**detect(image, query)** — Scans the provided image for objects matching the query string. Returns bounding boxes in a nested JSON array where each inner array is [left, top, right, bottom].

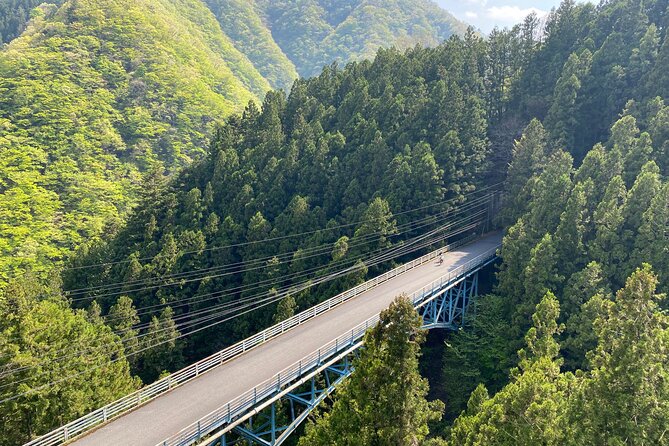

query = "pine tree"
[[517, 234, 563, 329], [139, 307, 183, 383], [590, 176, 627, 283], [272, 295, 297, 324], [560, 262, 609, 370], [633, 182, 669, 291], [527, 150, 574, 236], [554, 181, 591, 278], [500, 119, 548, 225], [352, 197, 397, 257], [619, 161, 661, 281], [108, 296, 141, 369]]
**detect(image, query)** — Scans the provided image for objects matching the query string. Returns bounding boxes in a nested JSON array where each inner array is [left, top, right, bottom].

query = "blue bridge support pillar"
[[419, 272, 479, 330], [226, 355, 355, 446]]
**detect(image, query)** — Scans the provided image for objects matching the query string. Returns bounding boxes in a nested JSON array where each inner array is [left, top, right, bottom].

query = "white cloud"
[[465, 11, 479, 19], [465, 0, 488, 5], [486, 5, 548, 23]]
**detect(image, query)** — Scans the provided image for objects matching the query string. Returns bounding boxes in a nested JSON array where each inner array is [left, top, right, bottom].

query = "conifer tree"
[[448, 292, 568, 446], [569, 265, 669, 445], [299, 296, 443, 446], [500, 119, 548, 225]]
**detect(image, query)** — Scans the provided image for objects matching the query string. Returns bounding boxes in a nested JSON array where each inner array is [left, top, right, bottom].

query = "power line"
[[0, 212, 484, 374], [60, 183, 502, 273], [0, 201, 489, 352], [0, 219, 481, 397], [64, 194, 493, 301]]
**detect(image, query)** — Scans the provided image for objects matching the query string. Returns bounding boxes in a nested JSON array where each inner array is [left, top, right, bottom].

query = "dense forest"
[[0, 0, 468, 290], [2, 0, 669, 444], [0, 0, 270, 285]]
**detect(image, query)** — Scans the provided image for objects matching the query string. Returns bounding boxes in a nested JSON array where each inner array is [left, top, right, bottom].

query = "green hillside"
[[203, 0, 299, 90], [254, 0, 470, 77], [0, 0, 269, 283], [0, 0, 470, 286]]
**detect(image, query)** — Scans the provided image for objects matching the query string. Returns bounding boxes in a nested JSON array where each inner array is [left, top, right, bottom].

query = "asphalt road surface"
[[71, 232, 502, 446]]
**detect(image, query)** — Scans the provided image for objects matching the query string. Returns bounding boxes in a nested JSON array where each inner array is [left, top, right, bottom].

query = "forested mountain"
[[0, 0, 469, 289], [3, 0, 469, 87], [64, 36, 491, 371], [0, 0, 271, 285], [3, 0, 669, 444], [3, 30, 492, 442], [243, 0, 469, 78]]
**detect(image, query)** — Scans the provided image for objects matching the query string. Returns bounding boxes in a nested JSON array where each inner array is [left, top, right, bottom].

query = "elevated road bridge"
[[28, 232, 502, 446]]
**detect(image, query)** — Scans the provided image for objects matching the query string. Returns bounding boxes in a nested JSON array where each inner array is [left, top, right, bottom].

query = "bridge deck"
[[71, 233, 502, 446]]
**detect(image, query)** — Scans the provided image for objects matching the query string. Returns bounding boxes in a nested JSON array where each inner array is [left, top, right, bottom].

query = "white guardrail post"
[[157, 244, 500, 446], [25, 230, 499, 446]]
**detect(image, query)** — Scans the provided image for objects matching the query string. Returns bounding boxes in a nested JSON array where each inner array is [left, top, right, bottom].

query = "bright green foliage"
[[352, 197, 398, 257], [299, 296, 443, 446], [253, 0, 469, 78], [544, 50, 592, 150], [204, 0, 299, 90], [107, 296, 141, 368], [495, 218, 533, 307], [0, 0, 270, 286], [0, 275, 140, 444], [272, 295, 297, 324]]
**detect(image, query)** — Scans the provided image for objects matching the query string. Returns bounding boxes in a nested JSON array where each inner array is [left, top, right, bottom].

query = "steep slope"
[[0, 0, 269, 284], [204, 0, 299, 90], [65, 40, 490, 371], [238, 0, 469, 78]]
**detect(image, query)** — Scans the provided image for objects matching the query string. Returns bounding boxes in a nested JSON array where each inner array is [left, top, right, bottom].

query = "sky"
[[436, 0, 564, 33]]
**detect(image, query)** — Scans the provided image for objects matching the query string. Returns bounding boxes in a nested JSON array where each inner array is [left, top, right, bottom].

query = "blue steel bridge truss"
[[203, 260, 494, 446]]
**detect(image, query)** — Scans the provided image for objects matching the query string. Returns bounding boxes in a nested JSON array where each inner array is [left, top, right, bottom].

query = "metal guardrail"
[[158, 243, 500, 446], [25, 233, 483, 446]]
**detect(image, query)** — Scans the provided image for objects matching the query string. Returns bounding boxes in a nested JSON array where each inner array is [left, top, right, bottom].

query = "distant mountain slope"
[[204, 0, 299, 90], [254, 0, 469, 77], [3, 0, 469, 86], [0, 0, 269, 282]]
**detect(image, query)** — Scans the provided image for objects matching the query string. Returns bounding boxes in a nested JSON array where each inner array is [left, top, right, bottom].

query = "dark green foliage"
[[449, 292, 568, 445], [443, 86, 669, 428], [65, 40, 491, 370], [0, 275, 140, 445], [447, 267, 669, 445], [298, 296, 443, 445], [0, 0, 65, 44]]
